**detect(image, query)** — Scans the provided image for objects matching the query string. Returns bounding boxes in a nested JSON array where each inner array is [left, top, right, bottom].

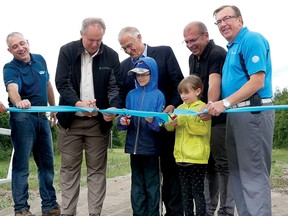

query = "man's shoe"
[[60, 215, 73, 216], [89, 214, 100, 216], [42, 206, 61, 216], [15, 210, 35, 216]]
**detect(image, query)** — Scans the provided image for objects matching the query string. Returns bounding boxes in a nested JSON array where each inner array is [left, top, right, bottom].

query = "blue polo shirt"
[[4, 53, 50, 107], [222, 27, 273, 99]]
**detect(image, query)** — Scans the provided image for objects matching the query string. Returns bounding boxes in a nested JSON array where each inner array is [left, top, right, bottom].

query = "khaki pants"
[[58, 117, 109, 215]]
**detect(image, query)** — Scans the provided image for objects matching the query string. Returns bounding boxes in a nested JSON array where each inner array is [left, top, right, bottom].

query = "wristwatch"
[[222, 99, 231, 109]]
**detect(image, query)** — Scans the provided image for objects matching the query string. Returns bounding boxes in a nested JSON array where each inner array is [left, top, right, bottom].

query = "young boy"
[[118, 56, 165, 216], [165, 74, 211, 216]]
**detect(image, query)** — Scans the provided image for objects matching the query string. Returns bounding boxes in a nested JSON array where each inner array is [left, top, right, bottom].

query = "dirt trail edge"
[[1, 174, 288, 216]]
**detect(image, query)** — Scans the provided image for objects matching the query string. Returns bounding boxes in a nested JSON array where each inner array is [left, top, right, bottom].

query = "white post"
[[110, 130, 113, 149], [0, 128, 13, 184]]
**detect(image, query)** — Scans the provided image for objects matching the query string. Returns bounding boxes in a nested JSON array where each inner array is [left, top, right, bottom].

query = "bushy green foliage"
[[110, 119, 126, 149], [273, 88, 288, 148], [0, 113, 12, 160]]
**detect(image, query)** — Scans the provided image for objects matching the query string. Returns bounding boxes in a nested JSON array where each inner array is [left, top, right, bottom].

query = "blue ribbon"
[[173, 105, 288, 116], [6, 106, 169, 122], [7, 105, 288, 122], [7, 106, 95, 113], [98, 108, 169, 122]]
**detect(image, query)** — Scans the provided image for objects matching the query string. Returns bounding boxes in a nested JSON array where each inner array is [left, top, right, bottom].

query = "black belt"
[[30, 112, 46, 117]]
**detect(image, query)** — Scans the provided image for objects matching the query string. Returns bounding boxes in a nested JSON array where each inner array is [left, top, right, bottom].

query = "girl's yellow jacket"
[[165, 100, 211, 164]]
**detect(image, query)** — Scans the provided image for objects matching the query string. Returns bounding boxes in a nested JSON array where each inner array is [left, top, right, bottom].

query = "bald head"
[[183, 21, 207, 35]]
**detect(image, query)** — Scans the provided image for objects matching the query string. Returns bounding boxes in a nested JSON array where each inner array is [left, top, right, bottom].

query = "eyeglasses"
[[183, 33, 204, 46], [214, 15, 238, 26], [136, 73, 150, 78], [121, 39, 135, 51]]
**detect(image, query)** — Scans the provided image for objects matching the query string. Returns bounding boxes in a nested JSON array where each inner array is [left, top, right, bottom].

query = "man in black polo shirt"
[[183, 21, 235, 215]]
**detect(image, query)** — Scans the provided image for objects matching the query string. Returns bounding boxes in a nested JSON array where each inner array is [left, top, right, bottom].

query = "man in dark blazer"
[[118, 26, 184, 216], [55, 18, 122, 216]]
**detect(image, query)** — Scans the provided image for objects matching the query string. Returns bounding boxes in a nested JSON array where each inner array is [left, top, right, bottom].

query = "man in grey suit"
[[118, 26, 184, 216]]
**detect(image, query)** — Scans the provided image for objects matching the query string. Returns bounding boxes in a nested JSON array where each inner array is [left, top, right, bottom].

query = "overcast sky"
[[1, 0, 287, 106]]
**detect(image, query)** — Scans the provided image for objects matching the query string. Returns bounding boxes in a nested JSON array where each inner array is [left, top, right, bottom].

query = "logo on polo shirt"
[[39, 70, 45, 75], [252, 56, 260, 63]]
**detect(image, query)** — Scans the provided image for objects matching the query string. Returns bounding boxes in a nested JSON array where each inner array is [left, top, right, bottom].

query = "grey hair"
[[80, 17, 106, 35], [6, 32, 24, 46], [118, 27, 140, 42], [213, 5, 243, 23]]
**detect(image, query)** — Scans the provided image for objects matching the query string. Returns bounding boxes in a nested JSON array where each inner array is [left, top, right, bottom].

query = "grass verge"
[[0, 148, 287, 210], [271, 148, 288, 191], [0, 148, 130, 210]]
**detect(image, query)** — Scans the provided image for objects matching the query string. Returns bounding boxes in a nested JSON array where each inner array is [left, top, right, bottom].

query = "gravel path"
[[1, 174, 288, 215]]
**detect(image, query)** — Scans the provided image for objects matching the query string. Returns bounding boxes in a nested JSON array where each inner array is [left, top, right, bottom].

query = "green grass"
[[271, 148, 288, 189], [0, 148, 130, 210]]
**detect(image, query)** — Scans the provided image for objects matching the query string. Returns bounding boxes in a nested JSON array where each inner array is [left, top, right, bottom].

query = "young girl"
[[118, 56, 165, 216], [165, 74, 211, 216]]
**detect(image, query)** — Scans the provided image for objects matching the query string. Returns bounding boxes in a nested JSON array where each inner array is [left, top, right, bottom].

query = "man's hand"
[[16, 99, 31, 109], [50, 112, 57, 127], [75, 99, 98, 117], [103, 107, 117, 122], [199, 103, 212, 121], [207, 100, 226, 116], [0, 102, 7, 113]]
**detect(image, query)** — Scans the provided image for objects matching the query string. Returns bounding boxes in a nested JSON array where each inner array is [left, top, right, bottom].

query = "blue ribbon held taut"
[[6, 105, 288, 122]]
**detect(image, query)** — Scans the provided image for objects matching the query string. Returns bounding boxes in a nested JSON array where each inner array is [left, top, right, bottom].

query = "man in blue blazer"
[[118, 27, 184, 216]]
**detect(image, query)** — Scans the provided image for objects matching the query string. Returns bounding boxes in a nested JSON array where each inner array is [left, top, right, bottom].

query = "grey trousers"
[[58, 117, 109, 215], [226, 110, 275, 216]]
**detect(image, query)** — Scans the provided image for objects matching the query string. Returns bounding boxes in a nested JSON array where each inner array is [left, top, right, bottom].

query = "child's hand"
[[120, 115, 131, 126], [169, 114, 178, 126], [145, 117, 153, 123]]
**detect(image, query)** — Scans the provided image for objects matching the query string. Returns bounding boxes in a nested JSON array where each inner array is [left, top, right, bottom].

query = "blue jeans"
[[10, 112, 58, 213]]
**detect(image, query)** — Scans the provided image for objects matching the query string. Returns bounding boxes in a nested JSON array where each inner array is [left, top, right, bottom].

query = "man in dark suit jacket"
[[118, 26, 184, 216]]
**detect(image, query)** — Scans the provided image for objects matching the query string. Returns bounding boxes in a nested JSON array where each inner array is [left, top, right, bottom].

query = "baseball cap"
[[127, 61, 150, 76]]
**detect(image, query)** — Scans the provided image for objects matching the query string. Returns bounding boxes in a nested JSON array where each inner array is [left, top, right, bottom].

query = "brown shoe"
[[15, 210, 35, 216], [42, 206, 61, 216]]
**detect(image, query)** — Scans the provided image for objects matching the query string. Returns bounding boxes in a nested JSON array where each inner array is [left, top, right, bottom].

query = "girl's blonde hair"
[[178, 74, 203, 99]]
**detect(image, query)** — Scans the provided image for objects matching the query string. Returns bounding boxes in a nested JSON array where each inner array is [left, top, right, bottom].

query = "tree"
[[273, 88, 288, 148]]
